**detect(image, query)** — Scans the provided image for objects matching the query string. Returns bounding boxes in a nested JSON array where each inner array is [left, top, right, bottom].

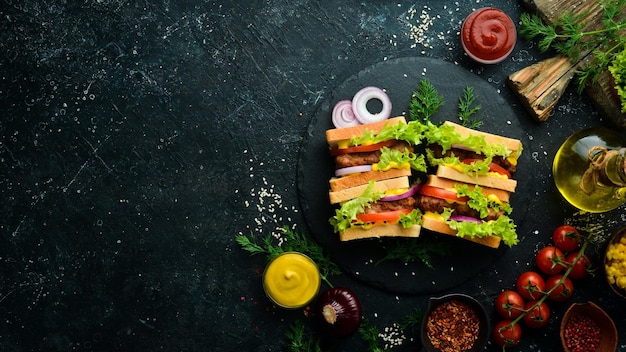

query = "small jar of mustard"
[[263, 252, 321, 308]]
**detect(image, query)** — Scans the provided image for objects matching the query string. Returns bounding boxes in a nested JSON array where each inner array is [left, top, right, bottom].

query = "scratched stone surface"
[[1, 1, 625, 351]]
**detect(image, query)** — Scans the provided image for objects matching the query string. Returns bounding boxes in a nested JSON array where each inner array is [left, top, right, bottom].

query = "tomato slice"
[[461, 158, 511, 178], [329, 140, 394, 156], [355, 209, 412, 223], [419, 184, 469, 203]]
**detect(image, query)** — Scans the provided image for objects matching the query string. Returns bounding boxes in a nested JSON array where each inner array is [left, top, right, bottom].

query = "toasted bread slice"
[[436, 165, 517, 193], [329, 168, 412, 192], [425, 174, 510, 203], [326, 116, 407, 148], [329, 176, 410, 204], [339, 224, 421, 241], [421, 213, 501, 248]]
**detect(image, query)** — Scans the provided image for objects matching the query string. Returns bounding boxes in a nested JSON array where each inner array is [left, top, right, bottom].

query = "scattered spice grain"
[[564, 315, 601, 352], [426, 299, 480, 352]]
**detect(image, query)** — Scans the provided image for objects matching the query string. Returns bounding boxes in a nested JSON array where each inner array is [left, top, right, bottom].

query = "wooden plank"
[[508, 56, 578, 121], [513, 0, 626, 127]]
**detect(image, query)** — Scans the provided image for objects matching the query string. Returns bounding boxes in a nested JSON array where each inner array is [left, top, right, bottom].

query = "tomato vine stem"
[[496, 231, 593, 351]]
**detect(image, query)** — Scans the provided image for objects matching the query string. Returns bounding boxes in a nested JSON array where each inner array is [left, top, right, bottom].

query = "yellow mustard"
[[263, 252, 321, 308]]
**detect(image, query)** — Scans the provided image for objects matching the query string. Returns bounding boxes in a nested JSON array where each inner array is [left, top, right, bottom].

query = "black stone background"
[[1, 1, 624, 351]]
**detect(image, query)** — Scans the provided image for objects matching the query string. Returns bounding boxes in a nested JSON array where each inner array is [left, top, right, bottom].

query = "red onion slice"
[[449, 215, 483, 223], [335, 164, 373, 176], [351, 86, 392, 124], [332, 100, 361, 128], [380, 184, 422, 201]]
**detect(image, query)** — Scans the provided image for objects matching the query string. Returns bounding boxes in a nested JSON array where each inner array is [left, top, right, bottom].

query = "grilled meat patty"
[[364, 197, 416, 214], [416, 194, 503, 221], [428, 144, 516, 175], [335, 140, 413, 169]]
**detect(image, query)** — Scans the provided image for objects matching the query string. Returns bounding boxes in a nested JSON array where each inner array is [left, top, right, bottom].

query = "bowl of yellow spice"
[[604, 227, 626, 299]]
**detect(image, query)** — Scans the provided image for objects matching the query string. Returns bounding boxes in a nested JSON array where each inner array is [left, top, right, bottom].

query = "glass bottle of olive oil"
[[553, 127, 626, 213]]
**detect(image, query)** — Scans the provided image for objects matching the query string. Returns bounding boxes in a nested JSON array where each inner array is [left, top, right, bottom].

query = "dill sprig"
[[376, 239, 450, 269], [457, 86, 482, 128], [358, 319, 385, 352], [235, 226, 341, 287], [285, 320, 322, 352], [409, 79, 444, 121], [519, 0, 626, 92], [398, 309, 423, 333]]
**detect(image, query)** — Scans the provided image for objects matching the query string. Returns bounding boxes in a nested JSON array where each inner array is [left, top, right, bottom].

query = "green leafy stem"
[[235, 226, 341, 288], [519, 0, 626, 92]]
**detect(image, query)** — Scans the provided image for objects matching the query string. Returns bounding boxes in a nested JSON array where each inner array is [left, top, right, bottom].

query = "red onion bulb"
[[316, 287, 363, 338]]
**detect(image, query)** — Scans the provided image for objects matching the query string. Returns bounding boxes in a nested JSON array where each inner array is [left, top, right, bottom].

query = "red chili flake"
[[239, 296, 246, 302], [426, 300, 480, 352], [564, 315, 601, 352]]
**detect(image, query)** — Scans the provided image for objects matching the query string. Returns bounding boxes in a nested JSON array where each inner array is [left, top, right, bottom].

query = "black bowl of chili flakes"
[[421, 293, 490, 352]]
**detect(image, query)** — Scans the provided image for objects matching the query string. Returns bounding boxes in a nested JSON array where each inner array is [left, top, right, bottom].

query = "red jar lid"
[[461, 7, 517, 64]]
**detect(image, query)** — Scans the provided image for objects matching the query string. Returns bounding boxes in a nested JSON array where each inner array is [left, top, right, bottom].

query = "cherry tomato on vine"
[[545, 274, 574, 303], [495, 290, 525, 319], [552, 225, 581, 252], [516, 271, 546, 301], [565, 251, 591, 280], [536, 246, 566, 275], [522, 301, 550, 328], [493, 320, 522, 348]]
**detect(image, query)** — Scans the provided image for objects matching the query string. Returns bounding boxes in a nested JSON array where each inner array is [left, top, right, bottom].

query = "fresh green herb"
[[457, 86, 482, 128], [358, 319, 385, 352], [519, 2, 626, 92], [398, 309, 423, 333], [358, 312, 423, 351], [285, 320, 322, 352], [235, 226, 341, 287], [409, 79, 444, 121], [376, 239, 450, 269], [235, 232, 284, 259]]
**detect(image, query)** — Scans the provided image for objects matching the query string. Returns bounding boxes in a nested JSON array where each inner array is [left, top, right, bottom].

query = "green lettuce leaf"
[[399, 209, 423, 228], [455, 184, 512, 218], [442, 210, 519, 247], [329, 181, 383, 233], [376, 147, 428, 172]]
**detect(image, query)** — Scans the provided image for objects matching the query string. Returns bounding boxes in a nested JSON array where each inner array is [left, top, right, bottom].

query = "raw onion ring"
[[380, 184, 421, 201], [351, 87, 392, 124], [449, 215, 483, 224], [332, 100, 361, 128], [335, 165, 373, 176]]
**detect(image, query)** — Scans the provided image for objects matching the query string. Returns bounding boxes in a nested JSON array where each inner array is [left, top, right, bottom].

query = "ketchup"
[[461, 8, 516, 64]]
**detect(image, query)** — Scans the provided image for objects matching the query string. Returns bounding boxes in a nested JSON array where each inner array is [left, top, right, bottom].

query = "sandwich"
[[425, 121, 521, 192], [418, 121, 523, 248], [326, 116, 425, 241], [417, 175, 515, 248], [324, 115, 523, 247]]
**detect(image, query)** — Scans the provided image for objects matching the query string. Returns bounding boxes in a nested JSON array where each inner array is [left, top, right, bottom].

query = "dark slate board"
[[297, 57, 533, 295]]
